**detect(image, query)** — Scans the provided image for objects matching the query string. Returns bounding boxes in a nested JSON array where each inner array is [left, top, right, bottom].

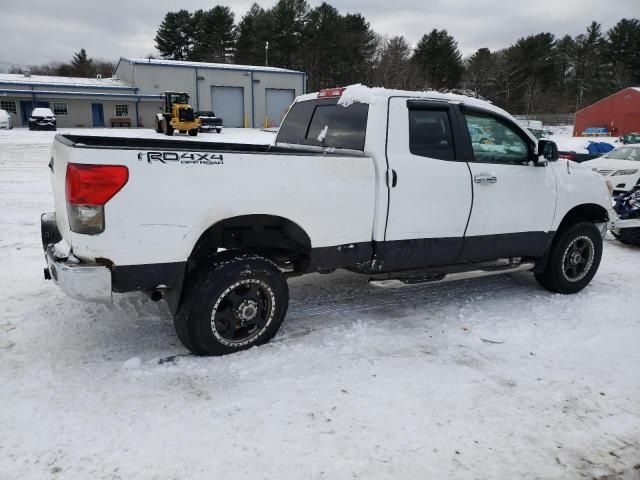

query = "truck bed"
[[55, 134, 364, 157]]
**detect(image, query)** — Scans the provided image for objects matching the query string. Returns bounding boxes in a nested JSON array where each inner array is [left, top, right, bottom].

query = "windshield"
[[170, 93, 189, 104], [605, 147, 640, 161]]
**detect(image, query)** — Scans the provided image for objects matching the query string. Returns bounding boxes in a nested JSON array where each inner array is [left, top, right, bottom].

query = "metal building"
[[115, 58, 306, 128], [574, 87, 640, 137], [0, 73, 161, 128], [0, 58, 305, 129]]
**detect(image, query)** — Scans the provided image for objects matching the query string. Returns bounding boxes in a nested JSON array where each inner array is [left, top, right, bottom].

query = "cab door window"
[[408, 109, 456, 161], [464, 113, 531, 165]]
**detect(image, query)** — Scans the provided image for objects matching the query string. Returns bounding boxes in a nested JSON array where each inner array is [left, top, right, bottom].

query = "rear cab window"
[[276, 98, 369, 151], [408, 109, 456, 161]]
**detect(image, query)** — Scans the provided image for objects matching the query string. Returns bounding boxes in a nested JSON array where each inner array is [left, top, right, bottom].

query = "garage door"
[[211, 86, 245, 128], [265, 89, 295, 127]]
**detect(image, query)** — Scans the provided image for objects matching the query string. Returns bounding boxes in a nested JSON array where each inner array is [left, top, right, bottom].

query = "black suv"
[[29, 108, 57, 131]]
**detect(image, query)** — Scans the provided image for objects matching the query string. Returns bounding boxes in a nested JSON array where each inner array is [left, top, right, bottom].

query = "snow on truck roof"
[[121, 57, 303, 74], [297, 84, 510, 116]]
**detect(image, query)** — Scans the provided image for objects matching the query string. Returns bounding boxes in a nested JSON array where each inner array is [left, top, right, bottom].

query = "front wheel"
[[162, 120, 174, 136], [174, 254, 289, 356], [535, 222, 603, 294]]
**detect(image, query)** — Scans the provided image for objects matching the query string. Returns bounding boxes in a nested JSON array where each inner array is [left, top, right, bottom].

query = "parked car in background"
[[0, 109, 13, 129], [558, 141, 614, 163], [195, 111, 223, 133], [621, 132, 640, 144], [29, 108, 56, 131], [582, 145, 640, 194], [468, 125, 492, 144]]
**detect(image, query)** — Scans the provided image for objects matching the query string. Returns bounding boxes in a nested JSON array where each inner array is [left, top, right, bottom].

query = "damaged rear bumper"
[[41, 213, 112, 303]]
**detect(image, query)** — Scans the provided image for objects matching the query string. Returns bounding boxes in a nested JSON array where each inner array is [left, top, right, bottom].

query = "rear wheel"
[[174, 254, 289, 356], [216, 127, 222, 134], [535, 222, 603, 294], [154, 117, 162, 133], [188, 129, 198, 136]]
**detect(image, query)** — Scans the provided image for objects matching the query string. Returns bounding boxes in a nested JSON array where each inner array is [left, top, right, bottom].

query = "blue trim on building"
[[0, 88, 161, 100], [0, 80, 134, 91]]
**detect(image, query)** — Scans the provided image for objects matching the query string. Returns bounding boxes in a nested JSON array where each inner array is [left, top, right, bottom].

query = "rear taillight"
[[318, 87, 346, 98], [558, 152, 575, 160], [65, 164, 128, 234]]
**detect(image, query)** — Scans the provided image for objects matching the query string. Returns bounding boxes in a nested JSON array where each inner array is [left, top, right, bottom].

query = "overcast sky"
[[0, 0, 636, 70]]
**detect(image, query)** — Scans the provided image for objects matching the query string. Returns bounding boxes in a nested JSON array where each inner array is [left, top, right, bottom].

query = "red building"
[[574, 87, 640, 137]]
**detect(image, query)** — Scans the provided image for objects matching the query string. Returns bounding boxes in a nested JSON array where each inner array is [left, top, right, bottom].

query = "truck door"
[[382, 98, 473, 270], [458, 107, 556, 262]]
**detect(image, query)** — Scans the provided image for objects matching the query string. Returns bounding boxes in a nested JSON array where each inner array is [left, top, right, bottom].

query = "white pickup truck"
[[42, 85, 613, 355]]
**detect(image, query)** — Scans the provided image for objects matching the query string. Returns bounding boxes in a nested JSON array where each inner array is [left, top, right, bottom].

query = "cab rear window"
[[276, 98, 368, 151]]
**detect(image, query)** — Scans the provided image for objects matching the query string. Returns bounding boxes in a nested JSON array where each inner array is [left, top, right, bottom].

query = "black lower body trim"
[[306, 232, 555, 274], [111, 262, 186, 293], [306, 243, 373, 272], [458, 232, 554, 263]]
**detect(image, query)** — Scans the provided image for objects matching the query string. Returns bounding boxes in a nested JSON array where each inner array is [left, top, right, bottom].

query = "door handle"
[[474, 174, 497, 184], [387, 169, 398, 188]]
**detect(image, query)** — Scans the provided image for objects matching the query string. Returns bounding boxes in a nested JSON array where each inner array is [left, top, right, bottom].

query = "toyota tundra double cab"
[[41, 85, 613, 355]]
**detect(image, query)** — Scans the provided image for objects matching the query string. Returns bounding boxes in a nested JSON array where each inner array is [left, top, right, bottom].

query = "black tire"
[[174, 254, 289, 356], [535, 221, 603, 294], [188, 129, 198, 136], [154, 117, 162, 133], [162, 119, 174, 136], [612, 227, 640, 246], [216, 128, 222, 134]]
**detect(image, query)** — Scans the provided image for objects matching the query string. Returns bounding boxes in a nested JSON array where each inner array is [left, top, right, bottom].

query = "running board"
[[368, 262, 535, 289]]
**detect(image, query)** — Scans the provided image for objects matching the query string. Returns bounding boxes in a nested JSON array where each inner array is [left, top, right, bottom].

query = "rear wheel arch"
[[187, 214, 313, 275]]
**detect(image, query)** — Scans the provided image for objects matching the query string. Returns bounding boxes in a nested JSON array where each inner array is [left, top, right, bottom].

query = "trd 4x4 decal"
[[137, 151, 223, 165]]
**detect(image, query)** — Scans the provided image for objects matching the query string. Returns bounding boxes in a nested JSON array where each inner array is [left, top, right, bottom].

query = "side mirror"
[[538, 139, 558, 162]]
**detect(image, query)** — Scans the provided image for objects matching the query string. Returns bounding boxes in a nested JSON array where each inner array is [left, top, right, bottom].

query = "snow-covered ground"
[[1, 128, 639, 479]]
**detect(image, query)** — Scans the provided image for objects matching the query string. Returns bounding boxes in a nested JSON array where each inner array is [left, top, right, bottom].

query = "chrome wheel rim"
[[210, 279, 275, 347], [561, 236, 595, 282]]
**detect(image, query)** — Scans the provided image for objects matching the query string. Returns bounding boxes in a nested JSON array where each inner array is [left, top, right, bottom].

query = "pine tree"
[[412, 29, 463, 89], [573, 21, 609, 108], [269, 0, 309, 70], [190, 6, 236, 63], [71, 48, 93, 76], [607, 18, 640, 88], [463, 48, 495, 98], [154, 10, 193, 60], [303, 3, 343, 91], [338, 14, 378, 86], [235, 3, 272, 65], [373, 36, 415, 89]]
